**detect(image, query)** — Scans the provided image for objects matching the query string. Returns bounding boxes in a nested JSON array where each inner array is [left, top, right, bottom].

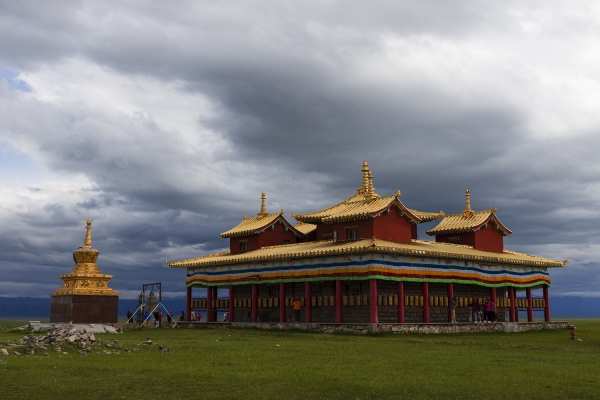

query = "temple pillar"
[[447, 283, 454, 323], [335, 280, 343, 323], [305, 282, 312, 323], [206, 286, 213, 322], [526, 287, 533, 322], [186, 286, 192, 322], [228, 285, 234, 323], [279, 282, 286, 323], [490, 288, 497, 322], [397, 282, 404, 323], [543, 286, 551, 322], [212, 287, 218, 321], [251, 284, 258, 322], [508, 287, 516, 322], [370, 279, 378, 324], [422, 282, 429, 323]]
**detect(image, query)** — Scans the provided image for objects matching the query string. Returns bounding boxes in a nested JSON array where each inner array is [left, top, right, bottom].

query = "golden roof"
[[220, 192, 300, 238], [426, 190, 512, 236], [167, 237, 566, 269], [294, 221, 317, 235], [293, 161, 441, 224]]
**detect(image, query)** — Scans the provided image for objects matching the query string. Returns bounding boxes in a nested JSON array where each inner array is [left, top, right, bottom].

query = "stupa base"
[[50, 295, 118, 324]]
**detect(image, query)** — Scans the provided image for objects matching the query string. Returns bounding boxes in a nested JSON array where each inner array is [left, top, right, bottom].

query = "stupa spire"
[[463, 189, 473, 217], [258, 192, 268, 217], [84, 218, 92, 249], [361, 161, 370, 194]]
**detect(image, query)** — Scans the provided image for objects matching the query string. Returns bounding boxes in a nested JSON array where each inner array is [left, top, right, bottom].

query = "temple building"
[[168, 162, 567, 324], [50, 219, 119, 323]]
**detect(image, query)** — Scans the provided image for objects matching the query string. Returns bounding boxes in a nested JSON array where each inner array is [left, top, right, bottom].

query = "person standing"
[[293, 298, 302, 323], [483, 299, 492, 322], [450, 296, 458, 323], [126, 310, 133, 323], [468, 298, 481, 323]]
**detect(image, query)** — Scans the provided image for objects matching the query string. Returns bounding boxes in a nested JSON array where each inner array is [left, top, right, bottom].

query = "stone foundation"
[[161, 321, 570, 335]]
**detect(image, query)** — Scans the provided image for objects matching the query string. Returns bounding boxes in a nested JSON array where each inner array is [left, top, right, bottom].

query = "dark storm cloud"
[[0, 1, 599, 298]]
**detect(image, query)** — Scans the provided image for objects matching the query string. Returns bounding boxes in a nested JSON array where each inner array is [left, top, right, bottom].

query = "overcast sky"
[[1, 1, 599, 300]]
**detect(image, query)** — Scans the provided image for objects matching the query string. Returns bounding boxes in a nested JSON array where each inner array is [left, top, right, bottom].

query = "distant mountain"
[[0, 297, 187, 319], [549, 296, 600, 318], [0, 296, 597, 319]]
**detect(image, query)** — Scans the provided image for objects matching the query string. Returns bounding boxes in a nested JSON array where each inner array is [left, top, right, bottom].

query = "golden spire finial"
[[361, 161, 370, 194], [396, 190, 401, 197], [258, 192, 267, 217], [463, 189, 473, 217], [368, 170, 375, 198], [84, 218, 92, 249]]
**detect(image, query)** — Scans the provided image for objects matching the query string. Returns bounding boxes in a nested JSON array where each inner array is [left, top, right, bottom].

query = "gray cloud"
[[0, 1, 599, 299]]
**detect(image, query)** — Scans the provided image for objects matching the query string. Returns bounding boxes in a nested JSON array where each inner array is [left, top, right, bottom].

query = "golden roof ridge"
[[169, 237, 564, 269]]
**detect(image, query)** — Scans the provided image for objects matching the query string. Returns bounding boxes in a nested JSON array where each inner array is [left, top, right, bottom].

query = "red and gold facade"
[[169, 162, 566, 324]]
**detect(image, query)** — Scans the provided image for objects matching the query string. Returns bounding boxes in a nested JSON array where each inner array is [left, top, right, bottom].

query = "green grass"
[[1, 320, 599, 399]]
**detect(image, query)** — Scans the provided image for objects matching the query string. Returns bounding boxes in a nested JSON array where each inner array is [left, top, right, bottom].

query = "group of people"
[[469, 298, 497, 323], [449, 297, 497, 323]]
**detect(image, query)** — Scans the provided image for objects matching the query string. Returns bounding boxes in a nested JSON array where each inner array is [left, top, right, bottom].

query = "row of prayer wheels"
[[191, 296, 546, 309]]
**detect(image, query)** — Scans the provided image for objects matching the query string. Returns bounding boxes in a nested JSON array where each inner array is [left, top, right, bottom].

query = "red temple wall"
[[473, 223, 504, 252], [372, 211, 413, 243], [315, 223, 333, 241], [258, 222, 297, 248], [435, 232, 475, 246], [329, 219, 374, 241], [230, 220, 297, 253]]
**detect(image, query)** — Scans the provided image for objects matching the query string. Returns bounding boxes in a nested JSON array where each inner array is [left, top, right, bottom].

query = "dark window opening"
[[346, 229, 359, 240]]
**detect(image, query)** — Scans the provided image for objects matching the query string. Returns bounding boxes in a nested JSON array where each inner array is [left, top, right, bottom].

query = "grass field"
[[1, 319, 599, 399]]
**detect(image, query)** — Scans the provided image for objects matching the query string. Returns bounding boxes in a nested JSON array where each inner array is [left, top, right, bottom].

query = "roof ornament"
[[360, 161, 370, 195], [462, 190, 474, 218], [84, 218, 92, 249], [396, 190, 401, 197], [258, 192, 267, 217], [281, 209, 284, 214], [367, 171, 376, 200]]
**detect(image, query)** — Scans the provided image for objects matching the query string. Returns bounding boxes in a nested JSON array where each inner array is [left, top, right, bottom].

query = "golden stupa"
[[50, 219, 118, 324], [52, 218, 118, 296]]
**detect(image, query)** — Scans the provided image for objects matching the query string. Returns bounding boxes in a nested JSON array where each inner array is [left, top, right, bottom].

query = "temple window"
[[239, 241, 248, 251], [347, 229, 359, 240], [449, 236, 460, 244]]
